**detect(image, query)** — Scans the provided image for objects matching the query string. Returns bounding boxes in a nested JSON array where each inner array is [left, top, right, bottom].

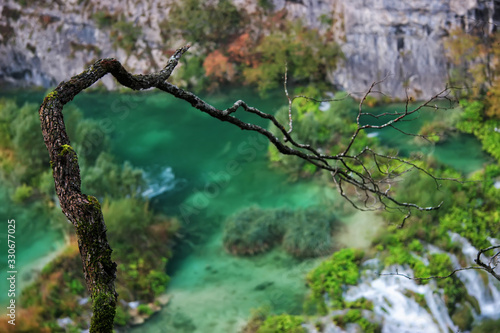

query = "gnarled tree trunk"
[[38, 46, 189, 332]]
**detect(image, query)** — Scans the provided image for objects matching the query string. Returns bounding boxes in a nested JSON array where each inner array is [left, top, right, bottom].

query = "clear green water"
[[70, 89, 344, 332], [0, 89, 491, 330], [362, 105, 491, 174], [0, 185, 66, 308]]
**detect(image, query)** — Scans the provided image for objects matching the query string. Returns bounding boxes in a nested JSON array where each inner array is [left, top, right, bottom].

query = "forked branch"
[[475, 245, 500, 281], [158, 78, 458, 215], [39, 46, 462, 330]]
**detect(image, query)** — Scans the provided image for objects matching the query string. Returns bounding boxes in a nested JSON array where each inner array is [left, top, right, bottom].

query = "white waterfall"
[[449, 233, 500, 319], [336, 235, 500, 333], [344, 262, 457, 333]]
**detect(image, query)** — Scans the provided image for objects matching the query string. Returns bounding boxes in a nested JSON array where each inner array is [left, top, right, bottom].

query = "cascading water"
[[449, 233, 500, 319], [343, 261, 457, 333], [333, 234, 500, 333], [141, 166, 186, 198]]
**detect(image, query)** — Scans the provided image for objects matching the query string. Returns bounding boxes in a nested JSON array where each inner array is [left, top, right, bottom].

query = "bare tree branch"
[[284, 62, 293, 134], [380, 266, 488, 281], [157, 77, 461, 215], [475, 245, 500, 281], [39, 46, 470, 330]]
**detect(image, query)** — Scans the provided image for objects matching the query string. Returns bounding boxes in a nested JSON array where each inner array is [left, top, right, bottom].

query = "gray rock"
[[275, 0, 498, 99], [0, 0, 498, 99]]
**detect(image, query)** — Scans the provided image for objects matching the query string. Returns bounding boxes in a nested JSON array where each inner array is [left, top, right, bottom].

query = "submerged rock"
[[254, 281, 275, 291]]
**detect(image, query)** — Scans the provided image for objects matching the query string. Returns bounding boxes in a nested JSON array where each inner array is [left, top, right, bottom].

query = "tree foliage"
[[306, 248, 364, 312], [243, 21, 342, 92], [164, 0, 244, 47], [444, 29, 500, 97], [257, 314, 306, 333]]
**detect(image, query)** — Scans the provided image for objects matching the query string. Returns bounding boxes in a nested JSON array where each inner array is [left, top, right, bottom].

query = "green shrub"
[[174, 54, 210, 91], [12, 103, 49, 182], [334, 309, 380, 333], [137, 304, 154, 316], [257, 314, 305, 333], [408, 239, 424, 253], [0, 98, 17, 149], [345, 297, 374, 310], [147, 269, 170, 297], [257, 0, 274, 11], [11, 184, 33, 203], [223, 206, 285, 255], [471, 318, 500, 333], [68, 279, 85, 295], [451, 304, 474, 331], [94, 11, 114, 29], [456, 99, 500, 162], [243, 21, 342, 93], [306, 248, 364, 310], [82, 153, 145, 199], [111, 20, 141, 53], [165, 0, 244, 46], [344, 309, 362, 322], [223, 206, 338, 257], [282, 208, 336, 258], [102, 197, 153, 241], [383, 244, 413, 266], [428, 253, 467, 312], [73, 119, 110, 165], [114, 305, 131, 326]]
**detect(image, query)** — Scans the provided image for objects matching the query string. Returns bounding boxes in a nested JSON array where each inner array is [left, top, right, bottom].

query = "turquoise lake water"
[[0, 88, 491, 331]]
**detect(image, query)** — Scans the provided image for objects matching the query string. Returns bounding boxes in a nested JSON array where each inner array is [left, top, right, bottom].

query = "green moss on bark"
[[59, 144, 74, 156], [87, 195, 101, 210], [44, 90, 58, 103], [90, 292, 116, 333]]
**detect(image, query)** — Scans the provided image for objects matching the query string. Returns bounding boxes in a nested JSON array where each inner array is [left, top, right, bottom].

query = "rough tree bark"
[[39, 46, 499, 330]]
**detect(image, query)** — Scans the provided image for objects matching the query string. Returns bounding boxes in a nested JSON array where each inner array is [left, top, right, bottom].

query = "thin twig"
[[381, 266, 487, 281]]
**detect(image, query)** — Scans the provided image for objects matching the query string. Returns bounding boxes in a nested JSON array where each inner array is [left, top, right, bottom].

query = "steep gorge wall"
[[0, 0, 173, 90], [0, 0, 498, 98], [277, 0, 499, 98]]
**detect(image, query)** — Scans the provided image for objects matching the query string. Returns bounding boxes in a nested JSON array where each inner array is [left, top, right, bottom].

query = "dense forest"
[[0, 0, 500, 332]]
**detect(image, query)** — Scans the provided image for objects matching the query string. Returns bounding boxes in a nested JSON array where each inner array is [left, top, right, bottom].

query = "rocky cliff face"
[[0, 0, 173, 90], [0, 0, 498, 98], [277, 0, 499, 98]]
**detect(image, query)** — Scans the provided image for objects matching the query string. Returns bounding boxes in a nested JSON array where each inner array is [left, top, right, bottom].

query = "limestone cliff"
[[0, 0, 498, 98], [0, 0, 172, 90], [277, 0, 499, 98]]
